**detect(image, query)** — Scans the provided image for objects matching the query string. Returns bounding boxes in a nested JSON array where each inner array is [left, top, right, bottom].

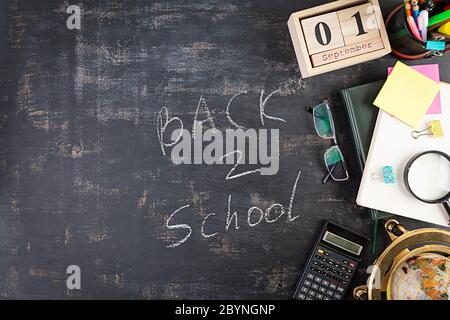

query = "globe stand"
[[353, 219, 450, 300]]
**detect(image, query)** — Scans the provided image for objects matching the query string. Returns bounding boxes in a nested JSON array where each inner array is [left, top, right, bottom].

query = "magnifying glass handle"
[[444, 201, 450, 226]]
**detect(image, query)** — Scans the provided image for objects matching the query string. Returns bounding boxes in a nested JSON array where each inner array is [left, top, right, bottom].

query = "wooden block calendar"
[[288, 0, 391, 78]]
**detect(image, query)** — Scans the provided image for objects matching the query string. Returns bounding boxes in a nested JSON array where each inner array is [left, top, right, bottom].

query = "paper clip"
[[371, 166, 396, 184], [411, 120, 444, 139]]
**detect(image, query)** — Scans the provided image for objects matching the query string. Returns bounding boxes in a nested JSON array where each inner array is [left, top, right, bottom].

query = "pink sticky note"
[[388, 64, 441, 114]]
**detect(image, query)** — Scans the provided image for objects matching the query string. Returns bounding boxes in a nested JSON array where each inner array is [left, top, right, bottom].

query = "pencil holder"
[[386, 3, 449, 59]]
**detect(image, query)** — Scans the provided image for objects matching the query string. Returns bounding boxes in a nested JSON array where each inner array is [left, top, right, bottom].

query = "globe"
[[390, 253, 450, 300]]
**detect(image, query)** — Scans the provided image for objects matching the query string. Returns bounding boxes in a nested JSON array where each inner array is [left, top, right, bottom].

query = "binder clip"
[[411, 120, 444, 139], [371, 166, 396, 184]]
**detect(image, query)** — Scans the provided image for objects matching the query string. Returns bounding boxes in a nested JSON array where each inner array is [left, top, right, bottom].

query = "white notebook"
[[357, 82, 450, 226]]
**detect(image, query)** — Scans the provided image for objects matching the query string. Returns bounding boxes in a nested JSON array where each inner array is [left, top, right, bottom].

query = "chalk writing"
[[158, 91, 282, 176], [155, 88, 301, 249], [193, 95, 216, 141], [221, 150, 262, 180], [157, 107, 183, 156], [165, 204, 192, 248], [259, 90, 286, 126], [163, 171, 301, 248]]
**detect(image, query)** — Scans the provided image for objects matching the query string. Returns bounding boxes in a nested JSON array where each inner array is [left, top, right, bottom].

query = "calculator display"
[[323, 231, 363, 256]]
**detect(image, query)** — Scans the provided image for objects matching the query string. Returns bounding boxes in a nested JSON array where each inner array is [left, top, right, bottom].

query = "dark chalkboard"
[[0, 0, 447, 299]]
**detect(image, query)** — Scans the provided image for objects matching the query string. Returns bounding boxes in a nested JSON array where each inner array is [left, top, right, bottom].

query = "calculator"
[[293, 221, 369, 300]]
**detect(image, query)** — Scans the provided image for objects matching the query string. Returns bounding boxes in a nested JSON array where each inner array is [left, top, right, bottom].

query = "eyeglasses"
[[306, 99, 349, 184]]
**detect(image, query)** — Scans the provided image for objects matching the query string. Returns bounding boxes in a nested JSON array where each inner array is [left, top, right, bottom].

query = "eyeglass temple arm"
[[306, 98, 331, 113], [322, 166, 334, 184], [322, 162, 350, 184], [306, 107, 328, 122]]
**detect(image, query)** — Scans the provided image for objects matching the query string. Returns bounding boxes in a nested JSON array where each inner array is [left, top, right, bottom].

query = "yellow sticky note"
[[373, 61, 440, 128]]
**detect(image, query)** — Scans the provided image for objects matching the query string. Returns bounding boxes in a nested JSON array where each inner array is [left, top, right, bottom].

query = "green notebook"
[[340, 80, 392, 221]]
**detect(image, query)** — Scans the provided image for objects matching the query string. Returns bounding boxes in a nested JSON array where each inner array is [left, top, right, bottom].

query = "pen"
[[407, 15, 422, 41], [411, 0, 420, 22], [418, 10, 429, 42]]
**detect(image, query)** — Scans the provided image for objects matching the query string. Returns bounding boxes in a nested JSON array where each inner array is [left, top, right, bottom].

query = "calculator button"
[[319, 263, 325, 268], [309, 291, 316, 298], [304, 280, 312, 287], [329, 283, 337, 290], [324, 251, 330, 256], [306, 297, 313, 300], [324, 296, 331, 300], [316, 294, 324, 299], [337, 287, 345, 293], [315, 255, 320, 259], [314, 276, 322, 283], [347, 269, 352, 273], [307, 273, 314, 280], [349, 261, 356, 268], [319, 287, 326, 293], [322, 280, 329, 286], [343, 260, 348, 265], [298, 294, 306, 300], [344, 275, 350, 279], [301, 287, 309, 293], [334, 293, 342, 299], [328, 261, 333, 265], [311, 284, 319, 290], [326, 289, 334, 296], [313, 261, 318, 265], [310, 267, 317, 272], [317, 269, 322, 274]]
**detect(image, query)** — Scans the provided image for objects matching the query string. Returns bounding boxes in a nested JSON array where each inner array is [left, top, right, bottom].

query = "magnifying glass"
[[404, 150, 450, 225]]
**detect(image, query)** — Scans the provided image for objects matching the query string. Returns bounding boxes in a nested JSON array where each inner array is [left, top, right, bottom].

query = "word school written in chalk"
[[157, 90, 286, 177], [164, 171, 301, 248]]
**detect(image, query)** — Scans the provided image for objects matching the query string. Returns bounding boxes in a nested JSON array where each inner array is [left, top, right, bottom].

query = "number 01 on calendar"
[[288, 0, 391, 78]]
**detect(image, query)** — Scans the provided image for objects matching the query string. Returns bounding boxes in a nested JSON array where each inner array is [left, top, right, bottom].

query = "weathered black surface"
[[0, 0, 448, 299]]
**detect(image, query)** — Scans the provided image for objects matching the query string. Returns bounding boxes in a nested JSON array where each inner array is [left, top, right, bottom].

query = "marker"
[[404, 0, 412, 17], [407, 15, 422, 40], [428, 9, 450, 29], [411, 0, 420, 22], [421, 0, 437, 12], [418, 10, 429, 42]]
